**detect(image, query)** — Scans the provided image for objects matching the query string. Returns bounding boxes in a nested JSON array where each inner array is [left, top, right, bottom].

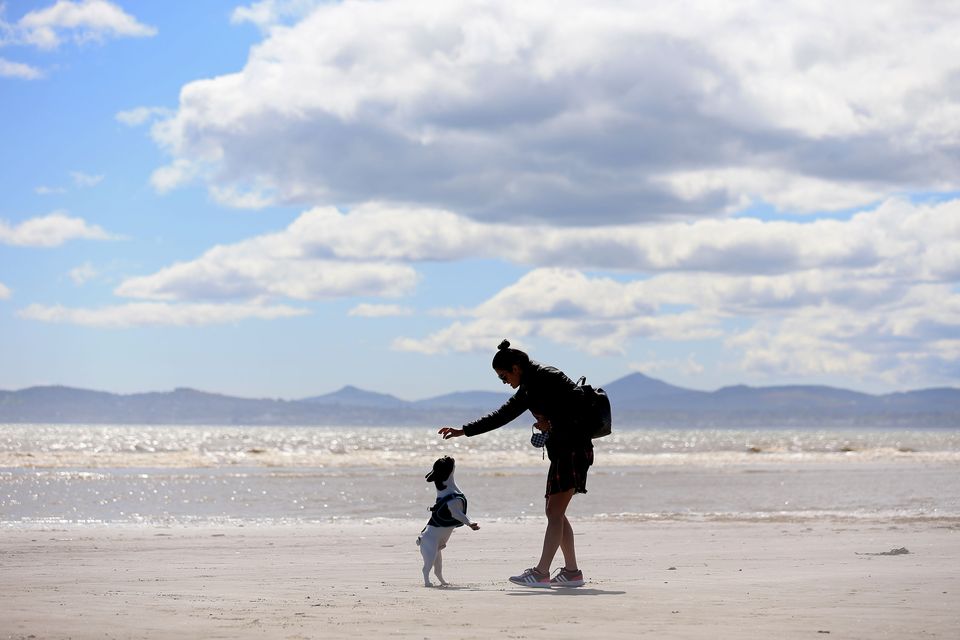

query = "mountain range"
[[1, 372, 958, 427]]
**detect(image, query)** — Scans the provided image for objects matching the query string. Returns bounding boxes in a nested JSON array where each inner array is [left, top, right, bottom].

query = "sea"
[[2, 423, 960, 528]]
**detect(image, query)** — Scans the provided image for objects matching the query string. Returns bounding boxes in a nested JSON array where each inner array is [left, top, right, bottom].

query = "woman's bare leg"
[[559, 515, 577, 570], [536, 489, 576, 574]]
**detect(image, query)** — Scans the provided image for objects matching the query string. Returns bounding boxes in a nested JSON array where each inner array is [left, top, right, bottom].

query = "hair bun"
[[497, 339, 511, 350]]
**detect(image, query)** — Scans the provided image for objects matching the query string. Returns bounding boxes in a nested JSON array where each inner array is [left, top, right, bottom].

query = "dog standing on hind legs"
[[417, 456, 479, 587]]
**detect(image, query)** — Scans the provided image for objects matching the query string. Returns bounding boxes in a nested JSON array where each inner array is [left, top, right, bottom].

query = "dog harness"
[[427, 492, 468, 528]]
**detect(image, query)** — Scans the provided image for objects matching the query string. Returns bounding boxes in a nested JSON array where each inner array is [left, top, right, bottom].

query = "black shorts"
[[545, 446, 594, 498]]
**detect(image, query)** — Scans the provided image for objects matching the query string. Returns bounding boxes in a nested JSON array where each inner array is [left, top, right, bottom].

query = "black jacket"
[[462, 363, 592, 450]]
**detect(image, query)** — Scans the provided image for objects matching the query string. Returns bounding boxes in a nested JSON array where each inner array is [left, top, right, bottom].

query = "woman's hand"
[[533, 414, 552, 433], [438, 427, 464, 439]]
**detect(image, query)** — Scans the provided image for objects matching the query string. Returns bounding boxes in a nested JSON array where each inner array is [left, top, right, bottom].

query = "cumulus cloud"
[[113, 221, 419, 302], [393, 264, 960, 386], [0, 56, 42, 79], [394, 268, 724, 356], [85, 192, 956, 381], [15, 0, 156, 49], [149, 158, 196, 194], [132, 197, 947, 279], [230, 0, 322, 30], [108, 200, 891, 307], [383, 197, 960, 383], [0, 212, 118, 247], [727, 284, 960, 384], [150, 0, 960, 223], [115, 106, 172, 127], [112, 194, 957, 300], [0, 281, 11, 299], [652, 168, 881, 215], [68, 262, 98, 285], [18, 301, 308, 328], [208, 184, 276, 210]]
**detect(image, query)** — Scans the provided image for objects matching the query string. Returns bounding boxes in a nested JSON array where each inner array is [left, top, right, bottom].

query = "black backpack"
[[576, 376, 612, 439]]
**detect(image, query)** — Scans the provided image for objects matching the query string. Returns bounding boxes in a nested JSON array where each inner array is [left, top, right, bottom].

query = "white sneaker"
[[508, 567, 551, 588], [550, 567, 585, 587]]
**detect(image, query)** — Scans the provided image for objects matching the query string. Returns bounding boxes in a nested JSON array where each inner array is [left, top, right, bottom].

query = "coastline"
[[2, 518, 957, 639]]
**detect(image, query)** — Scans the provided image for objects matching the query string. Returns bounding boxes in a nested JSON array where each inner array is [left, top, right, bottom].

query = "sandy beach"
[[2, 518, 957, 639]]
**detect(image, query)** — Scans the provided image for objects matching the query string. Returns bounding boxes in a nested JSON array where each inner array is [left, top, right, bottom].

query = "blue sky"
[[2, 0, 959, 400]]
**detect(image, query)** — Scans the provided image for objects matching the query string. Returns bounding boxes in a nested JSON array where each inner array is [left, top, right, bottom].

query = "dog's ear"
[[426, 456, 454, 486]]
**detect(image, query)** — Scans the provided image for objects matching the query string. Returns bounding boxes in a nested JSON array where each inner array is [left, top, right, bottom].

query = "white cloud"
[[176, 198, 946, 280], [114, 220, 419, 302], [653, 168, 881, 215], [35, 185, 66, 195], [387, 197, 960, 382], [115, 106, 172, 127], [630, 355, 705, 378], [151, 0, 960, 222], [16, 0, 156, 49], [99, 194, 958, 383], [0, 212, 118, 247], [208, 184, 276, 210], [149, 158, 199, 194], [70, 170, 104, 187], [0, 56, 42, 79], [729, 318, 880, 379], [18, 301, 308, 328], [349, 303, 414, 318], [0, 282, 11, 299], [112, 194, 958, 305], [35, 172, 104, 194], [230, 0, 322, 30], [394, 268, 724, 356], [68, 262, 98, 285], [726, 284, 960, 384], [395, 264, 960, 383]]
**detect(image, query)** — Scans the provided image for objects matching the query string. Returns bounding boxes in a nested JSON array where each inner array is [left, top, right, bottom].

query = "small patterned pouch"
[[530, 425, 549, 449]]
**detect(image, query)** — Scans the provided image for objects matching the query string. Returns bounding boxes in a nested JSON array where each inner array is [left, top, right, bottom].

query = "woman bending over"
[[439, 340, 593, 588]]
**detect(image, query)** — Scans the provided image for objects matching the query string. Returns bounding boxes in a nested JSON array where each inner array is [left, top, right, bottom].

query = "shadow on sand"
[[422, 584, 625, 596], [506, 587, 626, 597]]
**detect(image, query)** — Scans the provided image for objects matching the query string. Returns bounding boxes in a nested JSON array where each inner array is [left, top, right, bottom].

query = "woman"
[[438, 340, 593, 588]]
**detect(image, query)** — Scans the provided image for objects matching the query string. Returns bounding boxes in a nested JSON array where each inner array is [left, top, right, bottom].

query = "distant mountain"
[[704, 384, 874, 412], [0, 384, 506, 426], [603, 372, 693, 399], [1, 374, 958, 427], [0, 386, 297, 425], [603, 372, 708, 410], [878, 388, 960, 413], [605, 376, 960, 426], [301, 385, 408, 408]]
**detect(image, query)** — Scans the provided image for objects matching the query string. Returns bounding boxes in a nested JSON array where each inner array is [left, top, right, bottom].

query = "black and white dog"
[[417, 456, 479, 587]]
